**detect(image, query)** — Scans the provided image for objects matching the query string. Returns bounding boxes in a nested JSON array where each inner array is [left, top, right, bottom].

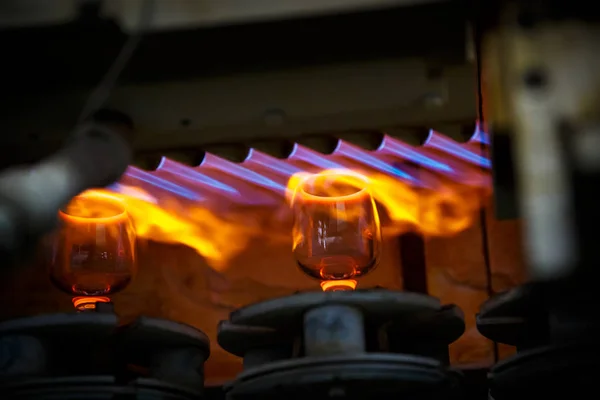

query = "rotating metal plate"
[[226, 353, 461, 400], [0, 315, 209, 399], [490, 342, 600, 399], [0, 313, 117, 339], [476, 284, 546, 347], [230, 290, 440, 327], [2, 376, 200, 400], [119, 316, 211, 359], [220, 291, 463, 357]]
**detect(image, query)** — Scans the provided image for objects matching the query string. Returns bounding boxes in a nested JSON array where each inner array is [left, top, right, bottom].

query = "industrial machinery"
[[475, 1, 600, 398], [218, 291, 465, 400], [0, 97, 211, 400], [0, 312, 210, 399], [0, 0, 599, 399]]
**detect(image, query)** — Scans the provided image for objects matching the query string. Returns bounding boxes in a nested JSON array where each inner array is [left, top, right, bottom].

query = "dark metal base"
[[0, 313, 210, 399], [218, 289, 466, 399], [227, 353, 462, 400], [477, 284, 600, 399], [1, 376, 200, 400], [489, 342, 599, 399]]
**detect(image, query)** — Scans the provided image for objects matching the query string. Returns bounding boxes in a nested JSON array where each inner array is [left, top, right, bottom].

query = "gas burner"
[[218, 290, 465, 400], [477, 284, 600, 399], [0, 307, 210, 399]]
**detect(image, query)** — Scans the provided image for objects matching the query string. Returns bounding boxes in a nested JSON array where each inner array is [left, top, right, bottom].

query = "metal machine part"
[[218, 290, 465, 400], [476, 285, 599, 399], [0, 0, 449, 31], [0, 122, 132, 267], [477, 2, 600, 397], [0, 0, 472, 164], [0, 309, 210, 400], [481, 1, 600, 282]]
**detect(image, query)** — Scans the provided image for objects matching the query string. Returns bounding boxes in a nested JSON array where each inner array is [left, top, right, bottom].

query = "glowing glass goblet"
[[49, 191, 136, 311], [291, 170, 381, 291]]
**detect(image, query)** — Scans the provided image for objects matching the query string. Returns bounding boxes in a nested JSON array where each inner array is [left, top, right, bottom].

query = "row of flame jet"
[[110, 127, 490, 206]]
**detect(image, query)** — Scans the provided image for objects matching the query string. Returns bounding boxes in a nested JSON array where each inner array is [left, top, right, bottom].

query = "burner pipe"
[[117, 127, 492, 205], [122, 166, 205, 201], [156, 158, 239, 199], [468, 124, 490, 146], [201, 153, 285, 195], [424, 130, 491, 169], [243, 148, 303, 182], [334, 140, 422, 186], [376, 135, 455, 175]]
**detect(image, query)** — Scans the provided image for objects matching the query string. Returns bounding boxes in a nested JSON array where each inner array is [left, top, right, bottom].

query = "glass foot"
[[72, 296, 111, 312], [320, 280, 357, 292]]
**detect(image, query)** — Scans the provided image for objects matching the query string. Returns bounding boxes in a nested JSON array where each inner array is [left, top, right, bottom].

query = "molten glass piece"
[[291, 170, 381, 291], [49, 191, 136, 311], [320, 279, 357, 292]]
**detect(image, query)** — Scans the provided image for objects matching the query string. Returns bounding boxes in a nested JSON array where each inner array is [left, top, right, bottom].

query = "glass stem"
[[320, 280, 357, 292], [72, 296, 110, 312]]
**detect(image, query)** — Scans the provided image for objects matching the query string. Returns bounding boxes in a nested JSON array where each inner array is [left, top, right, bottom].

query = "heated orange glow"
[[59, 191, 135, 253], [287, 169, 482, 237], [70, 162, 484, 272], [320, 280, 357, 291], [289, 169, 376, 223], [293, 169, 370, 205], [72, 296, 110, 310], [60, 191, 128, 224], [73, 187, 264, 271]]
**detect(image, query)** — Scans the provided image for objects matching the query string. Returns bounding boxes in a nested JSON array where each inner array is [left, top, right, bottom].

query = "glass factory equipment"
[[0, 130, 210, 398], [473, 1, 600, 399], [1, 0, 600, 399], [217, 172, 466, 399]]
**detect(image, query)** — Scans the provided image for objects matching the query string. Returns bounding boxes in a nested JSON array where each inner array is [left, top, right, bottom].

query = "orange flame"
[[75, 187, 265, 270], [287, 168, 483, 236], [72, 163, 485, 270]]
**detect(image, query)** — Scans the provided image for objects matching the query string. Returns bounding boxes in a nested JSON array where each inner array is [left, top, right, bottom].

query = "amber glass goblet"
[[291, 170, 381, 291], [49, 191, 136, 311]]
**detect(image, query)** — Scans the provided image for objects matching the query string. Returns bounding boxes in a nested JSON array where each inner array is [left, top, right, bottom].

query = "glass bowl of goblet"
[[48, 191, 136, 311], [290, 169, 381, 292]]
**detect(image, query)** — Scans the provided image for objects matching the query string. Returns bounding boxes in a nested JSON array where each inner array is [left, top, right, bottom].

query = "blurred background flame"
[[82, 161, 489, 271]]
